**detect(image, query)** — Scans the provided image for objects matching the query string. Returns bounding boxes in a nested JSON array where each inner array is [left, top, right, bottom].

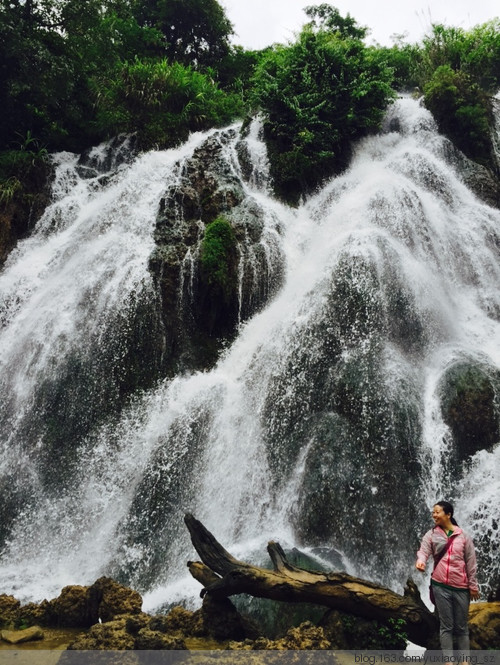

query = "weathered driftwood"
[[184, 513, 438, 647]]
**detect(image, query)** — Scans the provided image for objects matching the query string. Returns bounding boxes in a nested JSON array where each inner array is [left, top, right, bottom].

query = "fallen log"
[[184, 513, 438, 648]]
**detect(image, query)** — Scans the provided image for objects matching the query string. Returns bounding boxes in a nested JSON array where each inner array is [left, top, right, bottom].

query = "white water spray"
[[0, 98, 499, 607]]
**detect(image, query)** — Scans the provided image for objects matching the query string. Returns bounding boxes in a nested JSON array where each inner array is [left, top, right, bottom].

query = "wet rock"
[[67, 612, 188, 651], [278, 622, 331, 649], [201, 595, 259, 641], [87, 576, 142, 623], [469, 602, 500, 649], [0, 594, 20, 628], [227, 621, 331, 650], [42, 577, 142, 627], [259, 244, 425, 586], [148, 605, 204, 637], [5, 578, 144, 630], [317, 610, 348, 649], [134, 628, 186, 650], [1, 625, 44, 644], [310, 547, 345, 571], [488, 585, 500, 602], [440, 362, 500, 463], [49, 585, 89, 627], [442, 140, 500, 209], [18, 600, 52, 627], [124, 613, 151, 635], [150, 127, 284, 375], [77, 134, 138, 177], [0, 159, 52, 266], [67, 616, 135, 650]]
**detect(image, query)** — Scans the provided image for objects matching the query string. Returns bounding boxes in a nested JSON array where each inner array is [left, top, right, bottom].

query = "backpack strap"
[[432, 527, 454, 570]]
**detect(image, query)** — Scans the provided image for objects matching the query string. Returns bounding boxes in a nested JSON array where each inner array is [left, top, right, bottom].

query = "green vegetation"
[[384, 21, 500, 168], [376, 618, 408, 649], [339, 614, 408, 649], [251, 10, 395, 203], [1, 1, 500, 208], [134, 0, 234, 67], [93, 58, 244, 148], [200, 216, 237, 298], [0, 0, 246, 154], [0, 138, 49, 210], [416, 22, 500, 166], [423, 66, 492, 162]]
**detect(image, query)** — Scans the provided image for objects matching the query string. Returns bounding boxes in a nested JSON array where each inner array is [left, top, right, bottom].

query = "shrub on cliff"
[[415, 22, 500, 94], [400, 22, 500, 169], [423, 65, 493, 165], [93, 58, 244, 149], [251, 9, 395, 204], [200, 216, 237, 299]]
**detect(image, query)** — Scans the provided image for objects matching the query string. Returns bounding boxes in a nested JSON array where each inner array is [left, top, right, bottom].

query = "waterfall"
[[0, 98, 499, 609]]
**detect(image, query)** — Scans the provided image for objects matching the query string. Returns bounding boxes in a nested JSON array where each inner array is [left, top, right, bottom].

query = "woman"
[[416, 501, 479, 659]]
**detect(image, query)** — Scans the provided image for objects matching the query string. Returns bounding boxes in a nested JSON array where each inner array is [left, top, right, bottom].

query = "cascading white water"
[[0, 98, 499, 609]]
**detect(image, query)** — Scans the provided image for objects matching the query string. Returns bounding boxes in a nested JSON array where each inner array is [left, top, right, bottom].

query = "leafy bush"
[[339, 614, 408, 649], [251, 21, 395, 203], [200, 216, 237, 298], [0, 0, 162, 152], [133, 0, 234, 68], [423, 65, 492, 163], [216, 46, 265, 99], [376, 618, 408, 649], [415, 22, 500, 93], [463, 20, 500, 92], [93, 58, 244, 149], [376, 42, 422, 91]]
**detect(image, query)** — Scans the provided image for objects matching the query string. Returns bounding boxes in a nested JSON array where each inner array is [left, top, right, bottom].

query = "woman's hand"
[[470, 589, 480, 601], [415, 561, 426, 571]]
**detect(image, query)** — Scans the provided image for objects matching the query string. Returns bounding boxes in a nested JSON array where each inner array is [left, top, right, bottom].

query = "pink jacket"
[[416, 526, 478, 592]]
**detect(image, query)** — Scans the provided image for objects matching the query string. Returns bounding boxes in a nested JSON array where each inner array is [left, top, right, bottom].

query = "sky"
[[221, 0, 500, 49]]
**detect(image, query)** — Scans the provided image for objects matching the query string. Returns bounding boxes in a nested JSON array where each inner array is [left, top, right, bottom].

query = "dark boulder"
[[440, 362, 500, 463]]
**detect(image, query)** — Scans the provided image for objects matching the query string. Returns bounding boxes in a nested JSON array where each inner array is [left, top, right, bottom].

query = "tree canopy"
[[133, 0, 234, 66], [1, 2, 500, 208], [251, 21, 394, 202], [304, 3, 367, 39]]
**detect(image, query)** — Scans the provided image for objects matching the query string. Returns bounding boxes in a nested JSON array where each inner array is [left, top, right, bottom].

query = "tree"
[[133, 0, 234, 67], [407, 21, 500, 168], [0, 0, 161, 151], [184, 514, 439, 648], [252, 18, 394, 203], [0, 0, 81, 150], [423, 65, 493, 165], [304, 3, 367, 39]]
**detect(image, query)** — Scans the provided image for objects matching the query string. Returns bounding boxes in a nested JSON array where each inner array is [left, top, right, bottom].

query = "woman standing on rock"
[[416, 500, 479, 659]]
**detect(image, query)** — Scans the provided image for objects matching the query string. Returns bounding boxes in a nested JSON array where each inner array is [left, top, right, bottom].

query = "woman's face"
[[432, 504, 450, 528]]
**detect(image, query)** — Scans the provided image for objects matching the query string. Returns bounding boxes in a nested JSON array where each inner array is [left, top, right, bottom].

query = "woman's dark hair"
[[436, 500, 458, 526]]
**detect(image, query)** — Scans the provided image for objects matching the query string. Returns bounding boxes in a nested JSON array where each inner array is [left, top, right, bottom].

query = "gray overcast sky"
[[221, 0, 500, 49]]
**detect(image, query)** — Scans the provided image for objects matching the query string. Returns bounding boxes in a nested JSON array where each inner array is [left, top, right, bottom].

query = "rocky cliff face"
[[149, 126, 285, 374]]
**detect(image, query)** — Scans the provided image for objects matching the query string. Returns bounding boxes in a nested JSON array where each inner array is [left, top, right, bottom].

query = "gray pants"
[[433, 585, 470, 660]]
